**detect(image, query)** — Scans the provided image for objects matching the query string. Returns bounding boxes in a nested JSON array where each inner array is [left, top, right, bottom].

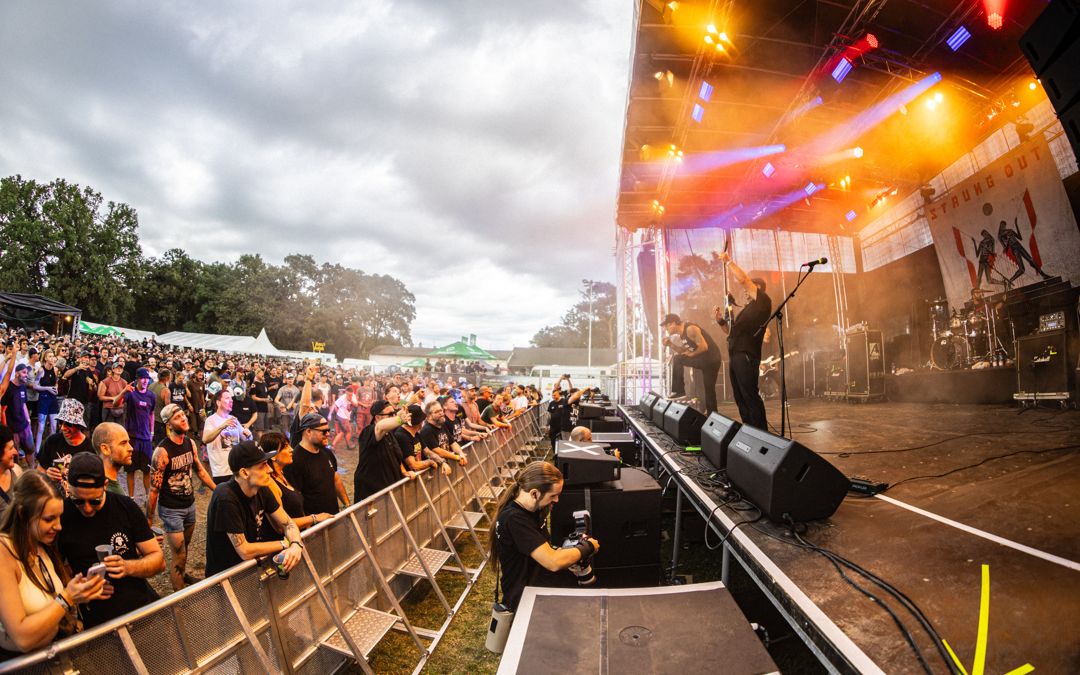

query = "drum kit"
[[928, 289, 1010, 370]]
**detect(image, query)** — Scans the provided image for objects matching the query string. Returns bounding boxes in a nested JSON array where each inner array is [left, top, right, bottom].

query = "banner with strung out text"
[[926, 137, 1080, 309]]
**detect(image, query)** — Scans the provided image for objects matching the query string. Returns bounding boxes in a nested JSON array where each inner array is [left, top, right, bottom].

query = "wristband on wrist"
[[55, 594, 73, 612], [281, 540, 288, 550], [288, 539, 303, 548]]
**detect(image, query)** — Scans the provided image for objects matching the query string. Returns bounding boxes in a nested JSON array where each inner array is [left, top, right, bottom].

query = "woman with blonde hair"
[[0, 471, 106, 657], [488, 461, 599, 611]]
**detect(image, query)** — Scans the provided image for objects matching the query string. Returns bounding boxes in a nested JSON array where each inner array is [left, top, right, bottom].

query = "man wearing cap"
[[108, 367, 157, 502], [60, 454, 165, 627], [285, 413, 348, 516], [354, 400, 420, 502], [0, 363, 34, 466], [148, 404, 216, 590], [38, 399, 93, 489], [204, 441, 303, 577], [392, 404, 436, 476]]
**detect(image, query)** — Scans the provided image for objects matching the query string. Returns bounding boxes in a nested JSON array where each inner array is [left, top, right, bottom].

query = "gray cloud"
[[0, 0, 629, 348]]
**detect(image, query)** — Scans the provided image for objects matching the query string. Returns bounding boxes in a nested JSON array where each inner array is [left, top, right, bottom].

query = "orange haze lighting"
[[1028, 81, 1037, 90]]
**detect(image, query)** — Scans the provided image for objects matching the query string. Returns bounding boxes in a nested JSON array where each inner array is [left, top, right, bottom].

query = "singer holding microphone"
[[714, 251, 771, 429]]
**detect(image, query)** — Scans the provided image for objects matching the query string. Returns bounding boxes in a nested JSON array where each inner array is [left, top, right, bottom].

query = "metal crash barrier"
[[0, 407, 545, 675]]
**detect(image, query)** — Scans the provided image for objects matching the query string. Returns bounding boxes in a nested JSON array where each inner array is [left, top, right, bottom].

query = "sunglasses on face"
[[68, 494, 105, 507], [312, 427, 330, 434]]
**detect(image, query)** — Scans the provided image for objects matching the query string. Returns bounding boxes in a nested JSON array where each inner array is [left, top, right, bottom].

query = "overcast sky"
[[0, 0, 630, 349]]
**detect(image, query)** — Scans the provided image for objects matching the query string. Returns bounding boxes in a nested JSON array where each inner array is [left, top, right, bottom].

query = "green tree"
[[0, 175, 53, 293], [530, 280, 615, 348]]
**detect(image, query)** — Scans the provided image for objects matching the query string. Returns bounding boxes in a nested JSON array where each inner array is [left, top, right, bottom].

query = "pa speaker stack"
[[662, 401, 706, 445], [1021, 0, 1080, 158], [554, 441, 621, 486], [726, 425, 850, 523]]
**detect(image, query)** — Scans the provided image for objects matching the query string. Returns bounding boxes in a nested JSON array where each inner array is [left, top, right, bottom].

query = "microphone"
[[803, 257, 828, 267]]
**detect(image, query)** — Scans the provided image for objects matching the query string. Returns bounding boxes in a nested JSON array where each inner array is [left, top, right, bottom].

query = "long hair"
[[0, 471, 70, 594], [488, 461, 563, 578]]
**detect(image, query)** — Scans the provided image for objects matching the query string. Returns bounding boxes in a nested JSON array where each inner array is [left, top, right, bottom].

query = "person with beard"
[[91, 423, 134, 495], [284, 414, 348, 516], [147, 405, 216, 590], [442, 397, 486, 443], [418, 400, 468, 470], [204, 442, 303, 577], [185, 369, 208, 441], [354, 400, 419, 503], [37, 400, 93, 491], [489, 461, 599, 612], [392, 404, 436, 476]]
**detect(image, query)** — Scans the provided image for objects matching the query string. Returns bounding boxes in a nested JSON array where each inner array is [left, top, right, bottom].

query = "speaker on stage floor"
[[650, 397, 672, 425], [554, 442, 621, 486], [639, 392, 659, 417], [701, 412, 742, 470], [662, 401, 706, 446], [1017, 330, 1072, 396], [726, 425, 849, 523]]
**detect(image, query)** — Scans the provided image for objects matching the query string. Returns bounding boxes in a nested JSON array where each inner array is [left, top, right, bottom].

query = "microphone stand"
[[757, 264, 816, 438]]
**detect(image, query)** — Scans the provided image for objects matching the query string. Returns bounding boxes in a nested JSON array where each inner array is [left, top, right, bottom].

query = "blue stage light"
[[846, 210, 857, 221], [699, 81, 713, 102], [804, 182, 818, 196], [692, 103, 705, 123], [762, 162, 775, 177], [831, 58, 853, 83], [946, 26, 971, 51]]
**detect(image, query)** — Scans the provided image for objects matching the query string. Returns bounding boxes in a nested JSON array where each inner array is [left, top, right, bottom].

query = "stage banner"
[[927, 137, 1080, 309]]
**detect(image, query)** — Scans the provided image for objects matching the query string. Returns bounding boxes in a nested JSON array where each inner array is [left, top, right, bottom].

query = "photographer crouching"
[[486, 461, 599, 652]]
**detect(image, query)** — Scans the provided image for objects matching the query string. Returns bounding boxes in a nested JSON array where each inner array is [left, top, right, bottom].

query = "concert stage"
[[621, 399, 1080, 674]]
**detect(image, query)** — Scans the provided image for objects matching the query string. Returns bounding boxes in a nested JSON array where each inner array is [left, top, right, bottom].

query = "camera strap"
[[584, 488, 592, 516]]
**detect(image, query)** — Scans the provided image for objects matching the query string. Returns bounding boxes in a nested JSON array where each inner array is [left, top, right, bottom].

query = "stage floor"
[[634, 399, 1080, 674]]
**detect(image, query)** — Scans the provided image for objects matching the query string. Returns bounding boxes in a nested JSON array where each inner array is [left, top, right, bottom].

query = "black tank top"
[[681, 322, 723, 364], [169, 382, 187, 406], [158, 437, 196, 509]]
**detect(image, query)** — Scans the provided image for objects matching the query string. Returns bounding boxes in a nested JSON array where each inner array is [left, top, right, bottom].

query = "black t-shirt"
[[1, 385, 29, 432], [251, 381, 269, 413], [495, 501, 548, 610], [418, 421, 449, 454], [205, 479, 280, 576], [283, 444, 340, 515], [59, 493, 158, 627], [393, 426, 423, 465], [728, 289, 773, 361], [65, 366, 95, 403], [355, 424, 403, 501], [232, 396, 256, 424], [38, 432, 94, 473], [682, 322, 723, 365], [547, 399, 565, 430], [444, 416, 465, 445]]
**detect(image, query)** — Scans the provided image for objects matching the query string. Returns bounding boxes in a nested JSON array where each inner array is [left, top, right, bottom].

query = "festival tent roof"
[[79, 320, 157, 342], [0, 292, 80, 316], [401, 358, 428, 368], [425, 341, 497, 360], [156, 328, 285, 357]]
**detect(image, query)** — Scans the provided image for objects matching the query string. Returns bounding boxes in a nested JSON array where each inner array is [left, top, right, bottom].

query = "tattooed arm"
[[146, 447, 168, 524]]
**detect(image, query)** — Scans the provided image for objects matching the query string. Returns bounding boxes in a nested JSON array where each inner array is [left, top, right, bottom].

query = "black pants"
[[671, 353, 722, 413], [729, 352, 767, 429]]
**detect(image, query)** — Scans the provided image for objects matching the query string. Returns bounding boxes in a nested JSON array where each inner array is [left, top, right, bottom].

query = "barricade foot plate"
[[399, 548, 453, 578], [447, 511, 485, 530], [321, 606, 399, 658], [477, 484, 505, 501]]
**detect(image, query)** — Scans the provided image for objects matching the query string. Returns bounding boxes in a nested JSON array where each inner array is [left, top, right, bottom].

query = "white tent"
[[156, 327, 285, 357]]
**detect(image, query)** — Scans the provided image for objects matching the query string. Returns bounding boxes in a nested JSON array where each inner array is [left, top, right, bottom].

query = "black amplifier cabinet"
[[554, 442, 621, 486], [650, 397, 673, 425], [550, 467, 662, 577], [584, 416, 626, 433], [1015, 330, 1073, 402], [591, 432, 640, 466], [846, 329, 885, 401]]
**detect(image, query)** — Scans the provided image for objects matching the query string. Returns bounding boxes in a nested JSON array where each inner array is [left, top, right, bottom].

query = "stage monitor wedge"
[[701, 412, 742, 470], [650, 397, 673, 425], [726, 425, 849, 523], [662, 401, 706, 446], [640, 392, 659, 417]]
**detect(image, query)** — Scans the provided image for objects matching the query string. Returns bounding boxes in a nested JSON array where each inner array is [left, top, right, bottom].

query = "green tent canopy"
[[401, 358, 428, 368], [78, 321, 121, 336], [425, 341, 497, 360]]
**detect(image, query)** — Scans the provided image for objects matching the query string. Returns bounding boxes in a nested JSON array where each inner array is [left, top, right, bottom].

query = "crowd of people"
[[0, 327, 544, 660]]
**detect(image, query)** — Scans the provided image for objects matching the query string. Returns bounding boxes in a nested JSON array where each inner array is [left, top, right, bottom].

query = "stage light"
[[706, 23, 718, 34], [925, 98, 937, 110], [692, 103, 705, 123], [899, 104, 908, 115], [651, 199, 666, 214], [853, 146, 864, 158], [846, 210, 857, 221], [762, 162, 775, 177], [865, 33, 879, 49], [933, 92, 944, 103], [1028, 81, 1037, 91], [654, 70, 674, 88], [699, 81, 713, 101], [987, 12, 1003, 30], [719, 32, 730, 43], [805, 182, 818, 196], [946, 26, 971, 51], [667, 144, 684, 161], [832, 58, 854, 83], [704, 34, 715, 45], [681, 144, 785, 174]]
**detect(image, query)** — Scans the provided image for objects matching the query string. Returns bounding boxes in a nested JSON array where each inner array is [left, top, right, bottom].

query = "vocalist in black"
[[662, 313, 723, 413], [715, 251, 771, 429]]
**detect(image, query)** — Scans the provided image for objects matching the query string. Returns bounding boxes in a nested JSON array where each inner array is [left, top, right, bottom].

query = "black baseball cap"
[[228, 440, 277, 473], [371, 399, 394, 416], [68, 453, 106, 489], [298, 413, 329, 432]]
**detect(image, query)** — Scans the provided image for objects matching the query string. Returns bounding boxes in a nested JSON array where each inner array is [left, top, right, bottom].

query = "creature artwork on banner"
[[926, 137, 1080, 309]]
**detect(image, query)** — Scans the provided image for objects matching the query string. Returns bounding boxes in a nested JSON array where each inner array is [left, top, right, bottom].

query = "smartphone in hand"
[[87, 562, 108, 579]]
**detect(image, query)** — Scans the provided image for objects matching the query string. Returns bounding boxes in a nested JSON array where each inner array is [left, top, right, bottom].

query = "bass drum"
[[931, 335, 969, 370]]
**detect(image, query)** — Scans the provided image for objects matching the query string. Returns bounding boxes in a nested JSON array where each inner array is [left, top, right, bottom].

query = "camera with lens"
[[560, 509, 596, 586]]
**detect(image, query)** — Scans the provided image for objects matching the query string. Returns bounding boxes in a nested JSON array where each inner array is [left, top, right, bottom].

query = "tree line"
[[530, 280, 616, 349], [0, 174, 414, 357]]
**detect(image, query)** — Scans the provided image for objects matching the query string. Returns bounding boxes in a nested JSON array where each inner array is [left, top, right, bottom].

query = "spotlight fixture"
[[832, 58, 854, 83], [651, 199, 666, 214], [654, 70, 674, 88], [846, 210, 857, 222], [692, 103, 705, 123], [946, 26, 971, 51], [667, 144, 684, 161], [698, 81, 714, 101], [1028, 81, 1037, 91], [762, 162, 775, 178], [804, 182, 818, 196], [852, 146, 864, 159], [987, 12, 1003, 30]]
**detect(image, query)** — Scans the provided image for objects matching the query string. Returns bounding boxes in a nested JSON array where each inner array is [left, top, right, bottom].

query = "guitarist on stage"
[[714, 251, 771, 430]]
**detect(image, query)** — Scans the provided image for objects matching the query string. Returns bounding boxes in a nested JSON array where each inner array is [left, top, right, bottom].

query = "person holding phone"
[[59, 454, 164, 628]]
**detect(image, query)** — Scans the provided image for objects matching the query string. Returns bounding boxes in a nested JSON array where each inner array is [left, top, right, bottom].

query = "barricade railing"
[[0, 407, 544, 675]]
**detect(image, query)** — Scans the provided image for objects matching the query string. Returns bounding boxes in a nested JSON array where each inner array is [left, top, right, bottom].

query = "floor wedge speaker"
[[701, 412, 742, 470], [662, 401, 706, 445], [650, 397, 672, 425], [726, 425, 849, 523]]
